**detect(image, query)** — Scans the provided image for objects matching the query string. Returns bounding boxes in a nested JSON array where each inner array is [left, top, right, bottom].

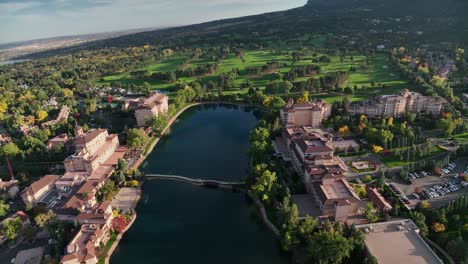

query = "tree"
[[297, 91, 309, 103], [436, 118, 456, 136], [372, 145, 383, 153], [62, 88, 74, 98], [99, 180, 118, 201], [36, 110, 48, 122], [142, 82, 151, 96], [277, 197, 300, 250], [127, 128, 149, 149], [376, 173, 385, 189], [117, 159, 126, 171], [297, 216, 318, 239], [0, 142, 21, 159], [248, 140, 271, 164], [353, 184, 367, 198], [446, 238, 466, 262], [409, 211, 428, 236], [268, 96, 286, 112], [2, 217, 23, 241], [363, 175, 372, 183], [431, 222, 446, 233], [35, 210, 56, 228], [0, 199, 9, 216], [249, 169, 277, 202], [338, 125, 350, 137], [150, 113, 169, 136], [418, 200, 430, 210], [365, 203, 378, 223], [249, 127, 270, 143], [306, 230, 353, 264]]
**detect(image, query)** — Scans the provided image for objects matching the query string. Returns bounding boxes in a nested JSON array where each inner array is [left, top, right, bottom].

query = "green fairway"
[[93, 48, 411, 100]]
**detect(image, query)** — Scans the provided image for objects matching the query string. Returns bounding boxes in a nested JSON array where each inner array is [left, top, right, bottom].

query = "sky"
[[0, 0, 306, 44]]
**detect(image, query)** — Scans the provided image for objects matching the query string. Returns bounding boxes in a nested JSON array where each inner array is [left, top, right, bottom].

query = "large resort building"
[[275, 102, 360, 222], [280, 99, 332, 128], [356, 220, 443, 264], [20, 125, 128, 264], [123, 92, 169, 127], [64, 128, 120, 174], [347, 89, 443, 118]]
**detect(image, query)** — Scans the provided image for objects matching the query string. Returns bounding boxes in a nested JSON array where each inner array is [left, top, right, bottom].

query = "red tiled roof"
[[366, 187, 393, 210], [23, 175, 59, 195]]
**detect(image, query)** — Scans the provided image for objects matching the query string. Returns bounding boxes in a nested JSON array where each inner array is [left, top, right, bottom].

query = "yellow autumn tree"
[[432, 222, 446, 233], [419, 200, 430, 209], [36, 110, 48, 122], [360, 115, 367, 123], [24, 115, 35, 125], [387, 117, 394, 127], [338, 125, 350, 136], [372, 145, 384, 153], [17, 91, 36, 103], [296, 91, 309, 103], [62, 88, 74, 98]]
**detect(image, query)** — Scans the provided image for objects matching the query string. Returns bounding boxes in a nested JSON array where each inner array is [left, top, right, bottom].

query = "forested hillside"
[[20, 0, 468, 60]]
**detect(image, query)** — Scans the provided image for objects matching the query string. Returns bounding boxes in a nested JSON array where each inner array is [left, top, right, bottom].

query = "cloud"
[[0, 1, 41, 16]]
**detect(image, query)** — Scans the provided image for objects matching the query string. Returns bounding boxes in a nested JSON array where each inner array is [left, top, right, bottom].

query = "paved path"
[[145, 174, 245, 186], [424, 237, 455, 264]]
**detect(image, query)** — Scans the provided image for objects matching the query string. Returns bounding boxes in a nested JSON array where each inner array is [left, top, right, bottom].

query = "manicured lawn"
[[93, 49, 411, 101], [381, 147, 446, 168], [143, 137, 157, 155], [453, 132, 468, 142], [98, 231, 118, 264]]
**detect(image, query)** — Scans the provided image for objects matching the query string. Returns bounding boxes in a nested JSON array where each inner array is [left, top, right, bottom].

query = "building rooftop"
[[74, 129, 107, 147], [22, 175, 60, 196], [14, 247, 44, 264], [366, 187, 393, 211], [296, 139, 333, 154], [356, 220, 443, 264], [320, 178, 358, 200]]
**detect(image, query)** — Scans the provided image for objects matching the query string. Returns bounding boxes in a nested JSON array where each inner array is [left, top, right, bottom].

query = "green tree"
[[248, 140, 271, 164], [142, 82, 151, 96], [35, 210, 55, 228], [277, 197, 300, 250], [446, 238, 466, 262], [0, 142, 21, 159], [268, 96, 286, 112], [306, 230, 353, 264], [249, 127, 270, 143], [436, 118, 457, 136], [409, 211, 428, 236], [0, 199, 10, 216], [2, 217, 23, 241], [249, 169, 277, 202], [365, 203, 378, 223], [297, 216, 318, 240], [127, 128, 149, 149], [150, 113, 170, 136]]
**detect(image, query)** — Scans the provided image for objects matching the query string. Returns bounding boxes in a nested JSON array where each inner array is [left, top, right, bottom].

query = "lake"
[[110, 104, 288, 264]]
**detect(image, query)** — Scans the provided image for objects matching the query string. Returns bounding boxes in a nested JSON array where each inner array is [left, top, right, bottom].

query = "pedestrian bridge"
[[145, 174, 245, 188]]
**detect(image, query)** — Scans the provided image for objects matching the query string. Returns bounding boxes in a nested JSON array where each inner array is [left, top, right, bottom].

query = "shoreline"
[[105, 101, 263, 262]]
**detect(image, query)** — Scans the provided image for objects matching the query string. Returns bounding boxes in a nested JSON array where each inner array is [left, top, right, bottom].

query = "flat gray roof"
[[357, 220, 443, 264], [14, 247, 43, 264]]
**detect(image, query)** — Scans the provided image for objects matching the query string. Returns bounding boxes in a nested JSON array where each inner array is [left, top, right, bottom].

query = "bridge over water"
[[145, 174, 246, 188]]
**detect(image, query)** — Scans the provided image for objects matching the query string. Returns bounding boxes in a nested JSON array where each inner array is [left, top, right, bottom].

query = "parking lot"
[[389, 160, 468, 209]]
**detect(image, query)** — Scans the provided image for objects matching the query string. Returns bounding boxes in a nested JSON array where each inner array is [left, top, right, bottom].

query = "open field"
[[453, 132, 468, 142], [381, 147, 446, 168], [94, 49, 411, 101]]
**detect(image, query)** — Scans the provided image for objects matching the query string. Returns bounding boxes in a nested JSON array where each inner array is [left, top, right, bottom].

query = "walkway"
[[145, 174, 245, 186], [424, 237, 456, 264]]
